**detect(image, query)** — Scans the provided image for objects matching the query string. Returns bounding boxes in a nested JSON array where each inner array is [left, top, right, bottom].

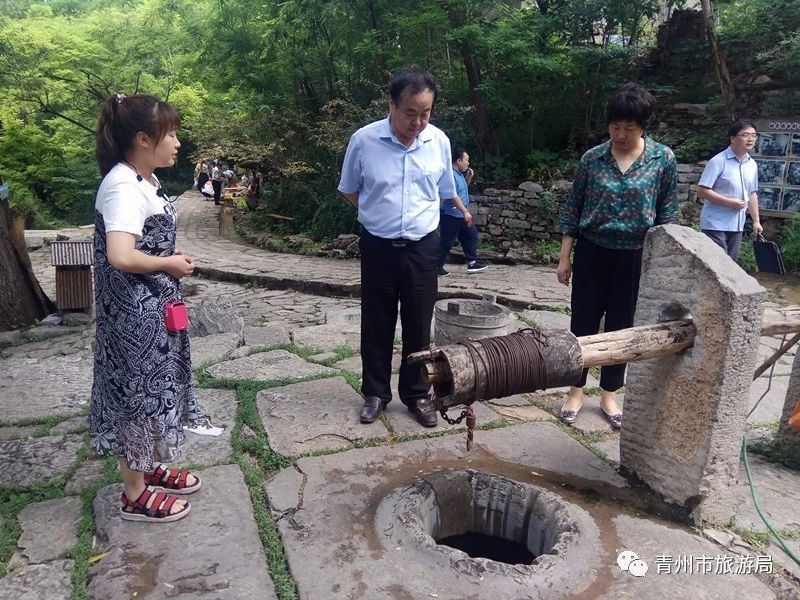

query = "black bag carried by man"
[[753, 234, 786, 275]]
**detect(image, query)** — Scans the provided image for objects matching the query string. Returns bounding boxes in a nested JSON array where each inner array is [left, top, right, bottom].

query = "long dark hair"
[[95, 93, 181, 177]]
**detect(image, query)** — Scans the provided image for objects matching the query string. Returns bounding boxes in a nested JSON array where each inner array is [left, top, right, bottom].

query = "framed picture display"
[[752, 119, 800, 217]]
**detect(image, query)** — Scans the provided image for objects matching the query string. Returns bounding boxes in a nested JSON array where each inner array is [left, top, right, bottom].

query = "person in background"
[[211, 160, 223, 205], [91, 93, 202, 523], [338, 66, 460, 429], [196, 160, 210, 194], [556, 82, 678, 429], [438, 147, 488, 276], [698, 120, 762, 260]]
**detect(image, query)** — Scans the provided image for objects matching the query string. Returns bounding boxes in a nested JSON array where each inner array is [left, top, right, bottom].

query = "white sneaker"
[[184, 417, 225, 437]]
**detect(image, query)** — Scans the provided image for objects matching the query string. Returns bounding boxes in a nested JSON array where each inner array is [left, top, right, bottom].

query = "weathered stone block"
[[505, 219, 531, 230], [17, 497, 82, 563], [509, 190, 523, 197], [621, 225, 766, 525], [519, 181, 545, 193]]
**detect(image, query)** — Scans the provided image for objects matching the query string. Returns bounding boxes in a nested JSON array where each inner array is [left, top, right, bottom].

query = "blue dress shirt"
[[441, 169, 469, 218], [699, 146, 759, 232], [338, 117, 457, 240]]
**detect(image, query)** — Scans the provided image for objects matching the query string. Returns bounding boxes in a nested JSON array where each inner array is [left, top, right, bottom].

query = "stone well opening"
[[420, 470, 577, 566]]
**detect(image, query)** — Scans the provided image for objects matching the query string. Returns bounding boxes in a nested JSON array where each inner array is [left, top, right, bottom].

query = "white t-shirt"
[[95, 163, 173, 240]]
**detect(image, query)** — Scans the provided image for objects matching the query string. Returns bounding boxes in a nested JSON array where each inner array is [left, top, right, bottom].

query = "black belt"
[[363, 229, 436, 248]]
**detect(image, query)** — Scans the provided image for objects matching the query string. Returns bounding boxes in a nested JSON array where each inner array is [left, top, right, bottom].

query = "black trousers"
[[439, 213, 479, 266], [360, 229, 439, 406], [570, 238, 643, 392], [212, 180, 222, 204]]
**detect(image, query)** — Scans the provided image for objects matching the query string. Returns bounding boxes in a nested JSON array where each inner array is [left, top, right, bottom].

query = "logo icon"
[[617, 550, 648, 577]]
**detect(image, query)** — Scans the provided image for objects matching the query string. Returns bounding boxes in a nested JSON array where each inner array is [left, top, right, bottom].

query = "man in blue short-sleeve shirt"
[[338, 67, 459, 428], [698, 120, 762, 260]]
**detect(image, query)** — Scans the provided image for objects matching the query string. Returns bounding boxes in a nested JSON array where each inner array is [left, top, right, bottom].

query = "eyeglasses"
[[737, 133, 759, 139]]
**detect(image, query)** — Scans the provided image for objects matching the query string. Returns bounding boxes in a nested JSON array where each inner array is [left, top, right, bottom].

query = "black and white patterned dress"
[[89, 163, 201, 472]]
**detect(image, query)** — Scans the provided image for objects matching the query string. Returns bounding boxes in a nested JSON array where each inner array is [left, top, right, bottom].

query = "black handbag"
[[753, 234, 786, 275]]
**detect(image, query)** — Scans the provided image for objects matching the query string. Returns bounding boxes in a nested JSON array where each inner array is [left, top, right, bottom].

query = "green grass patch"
[[515, 312, 541, 331], [747, 438, 800, 470], [0, 413, 84, 430], [237, 457, 298, 600]]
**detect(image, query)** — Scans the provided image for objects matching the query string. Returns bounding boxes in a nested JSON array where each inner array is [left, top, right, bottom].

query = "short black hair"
[[452, 147, 467, 162], [388, 67, 439, 104], [605, 83, 657, 129], [728, 119, 757, 138]]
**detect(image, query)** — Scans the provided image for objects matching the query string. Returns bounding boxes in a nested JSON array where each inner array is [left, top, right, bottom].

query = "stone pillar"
[[620, 225, 766, 525], [774, 354, 800, 469]]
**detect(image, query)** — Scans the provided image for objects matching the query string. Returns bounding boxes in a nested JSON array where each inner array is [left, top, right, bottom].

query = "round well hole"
[[421, 470, 576, 566], [437, 532, 536, 564]]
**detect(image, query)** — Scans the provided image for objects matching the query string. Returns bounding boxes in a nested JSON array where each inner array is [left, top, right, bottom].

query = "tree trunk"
[[699, 0, 737, 122], [0, 198, 54, 330], [460, 43, 493, 160]]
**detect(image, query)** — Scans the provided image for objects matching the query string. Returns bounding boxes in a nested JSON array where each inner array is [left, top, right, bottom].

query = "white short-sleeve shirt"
[[95, 163, 173, 239]]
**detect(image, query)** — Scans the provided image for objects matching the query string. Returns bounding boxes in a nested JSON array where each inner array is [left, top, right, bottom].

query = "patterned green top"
[[558, 136, 678, 250]]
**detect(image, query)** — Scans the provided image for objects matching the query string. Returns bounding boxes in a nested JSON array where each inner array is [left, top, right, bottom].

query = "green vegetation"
[[10, 0, 799, 240], [780, 216, 800, 274]]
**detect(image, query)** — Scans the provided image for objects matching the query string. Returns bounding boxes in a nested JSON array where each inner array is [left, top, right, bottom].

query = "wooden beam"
[[579, 320, 695, 368]]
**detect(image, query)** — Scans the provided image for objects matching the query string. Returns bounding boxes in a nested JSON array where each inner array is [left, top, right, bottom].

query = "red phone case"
[[164, 301, 189, 333]]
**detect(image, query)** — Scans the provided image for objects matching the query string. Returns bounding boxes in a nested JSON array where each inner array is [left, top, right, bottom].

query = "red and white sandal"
[[120, 486, 191, 523], [145, 464, 202, 495]]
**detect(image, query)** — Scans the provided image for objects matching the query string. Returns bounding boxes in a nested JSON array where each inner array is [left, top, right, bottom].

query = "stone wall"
[[470, 161, 721, 256]]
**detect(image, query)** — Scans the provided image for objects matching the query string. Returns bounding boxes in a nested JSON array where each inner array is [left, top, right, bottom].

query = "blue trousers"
[[439, 214, 479, 267]]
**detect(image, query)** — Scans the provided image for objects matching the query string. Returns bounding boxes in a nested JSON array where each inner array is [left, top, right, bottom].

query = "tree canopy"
[[1, 0, 799, 237]]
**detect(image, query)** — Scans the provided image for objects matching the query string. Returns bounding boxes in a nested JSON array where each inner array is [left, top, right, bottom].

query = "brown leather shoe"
[[408, 401, 438, 428], [360, 396, 388, 424]]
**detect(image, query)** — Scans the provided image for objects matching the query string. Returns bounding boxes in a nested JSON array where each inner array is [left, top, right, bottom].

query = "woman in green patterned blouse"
[[556, 83, 678, 429]]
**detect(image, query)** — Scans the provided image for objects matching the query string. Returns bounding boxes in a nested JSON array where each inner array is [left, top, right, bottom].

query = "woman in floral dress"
[[91, 93, 202, 522]]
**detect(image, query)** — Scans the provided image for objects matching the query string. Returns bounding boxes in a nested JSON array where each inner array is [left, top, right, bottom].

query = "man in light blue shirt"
[[338, 67, 459, 428], [699, 120, 762, 260], [439, 147, 488, 276]]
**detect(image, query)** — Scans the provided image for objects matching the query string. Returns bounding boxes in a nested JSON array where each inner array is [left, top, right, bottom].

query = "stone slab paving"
[[333, 350, 402, 376], [0, 353, 92, 422], [17, 496, 82, 563], [519, 309, 571, 330], [89, 464, 276, 599], [51, 415, 87, 436], [243, 324, 291, 347], [733, 454, 800, 532], [0, 434, 83, 489], [257, 377, 389, 457], [190, 331, 243, 366], [602, 515, 773, 598], [182, 388, 237, 466], [65, 459, 106, 494], [174, 193, 572, 310], [0, 560, 73, 600], [749, 374, 791, 423], [594, 433, 621, 464], [487, 402, 555, 423], [205, 349, 335, 382], [484, 392, 536, 407], [0, 426, 38, 441], [291, 322, 361, 352], [264, 421, 774, 598]]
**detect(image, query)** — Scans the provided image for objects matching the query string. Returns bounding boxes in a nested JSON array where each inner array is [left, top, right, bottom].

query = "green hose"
[[741, 437, 800, 566]]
